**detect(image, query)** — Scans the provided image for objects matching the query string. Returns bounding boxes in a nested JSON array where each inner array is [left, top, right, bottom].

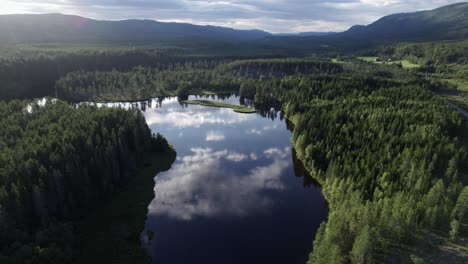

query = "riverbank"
[[75, 148, 176, 264], [182, 99, 256, 113]]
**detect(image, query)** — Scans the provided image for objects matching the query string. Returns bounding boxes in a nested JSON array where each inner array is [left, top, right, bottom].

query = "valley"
[[0, 2, 467, 264]]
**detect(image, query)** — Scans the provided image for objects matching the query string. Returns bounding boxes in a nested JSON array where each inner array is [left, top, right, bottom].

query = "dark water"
[[123, 95, 326, 264]]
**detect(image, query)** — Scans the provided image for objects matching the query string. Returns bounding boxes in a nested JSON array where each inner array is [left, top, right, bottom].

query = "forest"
[[54, 59, 341, 101], [0, 39, 466, 263], [0, 49, 279, 100], [0, 99, 174, 263], [262, 69, 467, 263]]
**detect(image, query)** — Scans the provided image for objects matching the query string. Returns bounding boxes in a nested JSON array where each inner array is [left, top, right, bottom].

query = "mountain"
[[275, 32, 337, 37], [297, 32, 338, 37], [257, 3, 468, 53], [0, 3, 466, 50], [340, 2, 468, 41], [0, 13, 271, 44]]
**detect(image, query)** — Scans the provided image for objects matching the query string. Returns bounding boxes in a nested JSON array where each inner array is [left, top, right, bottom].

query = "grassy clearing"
[[358, 56, 420, 69], [400, 60, 420, 69], [75, 149, 176, 264], [445, 78, 468, 92], [182, 99, 256, 113], [358, 56, 378, 62], [331, 58, 347, 64], [435, 77, 468, 113], [386, 230, 468, 264], [331, 58, 348, 64], [442, 94, 468, 112]]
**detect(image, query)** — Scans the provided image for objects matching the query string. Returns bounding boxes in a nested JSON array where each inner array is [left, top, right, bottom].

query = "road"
[[445, 100, 468, 118]]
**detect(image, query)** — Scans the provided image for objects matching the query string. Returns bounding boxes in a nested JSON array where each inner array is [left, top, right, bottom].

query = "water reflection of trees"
[[239, 96, 285, 121], [123, 97, 166, 112], [291, 147, 321, 189], [127, 95, 286, 121], [285, 119, 295, 132]]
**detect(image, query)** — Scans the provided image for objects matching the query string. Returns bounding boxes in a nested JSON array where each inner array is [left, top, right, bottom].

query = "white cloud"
[[226, 152, 248, 162], [148, 147, 289, 220], [263, 146, 290, 159], [246, 124, 280, 136], [0, 0, 461, 32], [206, 130, 225, 141], [360, 0, 401, 7], [143, 98, 255, 128], [250, 153, 258, 160], [246, 128, 262, 135]]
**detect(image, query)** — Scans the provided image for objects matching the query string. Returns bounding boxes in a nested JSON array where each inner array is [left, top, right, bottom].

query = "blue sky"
[[0, 0, 463, 33]]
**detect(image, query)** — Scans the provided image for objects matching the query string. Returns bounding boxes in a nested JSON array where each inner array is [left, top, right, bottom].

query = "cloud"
[[206, 130, 225, 141], [246, 128, 263, 135], [148, 147, 290, 220], [264, 146, 290, 159], [226, 152, 248, 162], [250, 153, 258, 160], [142, 98, 255, 128], [245, 124, 280, 135], [0, 0, 461, 32]]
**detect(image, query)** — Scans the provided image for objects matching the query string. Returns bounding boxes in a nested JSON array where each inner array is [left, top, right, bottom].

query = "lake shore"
[[182, 99, 256, 113], [75, 148, 176, 264]]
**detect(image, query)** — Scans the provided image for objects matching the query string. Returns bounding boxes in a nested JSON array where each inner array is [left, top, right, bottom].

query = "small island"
[[182, 100, 257, 113]]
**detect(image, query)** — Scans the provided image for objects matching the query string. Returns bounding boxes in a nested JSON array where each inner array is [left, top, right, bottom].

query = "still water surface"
[[113, 95, 327, 264]]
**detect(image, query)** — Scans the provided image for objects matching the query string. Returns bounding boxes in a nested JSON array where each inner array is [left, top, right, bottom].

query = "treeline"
[[252, 65, 467, 262], [0, 99, 173, 263], [0, 49, 279, 100], [217, 58, 343, 78], [0, 50, 172, 100], [56, 65, 239, 101], [55, 59, 343, 101]]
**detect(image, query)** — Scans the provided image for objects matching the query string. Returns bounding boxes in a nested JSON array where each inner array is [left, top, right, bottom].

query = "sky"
[[0, 0, 463, 33]]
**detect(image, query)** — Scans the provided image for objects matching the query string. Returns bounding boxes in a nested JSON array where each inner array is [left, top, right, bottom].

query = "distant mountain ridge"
[[0, 13, 271, 43], [275, 32, 337, 37], [257, 3, 468, 53], [339, 2, 468, 41], [0, 3, 466, 46]]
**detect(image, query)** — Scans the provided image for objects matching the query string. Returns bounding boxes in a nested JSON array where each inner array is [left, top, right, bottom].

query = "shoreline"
[[75, 148, 176, 264], [182, 99, 257, 113]]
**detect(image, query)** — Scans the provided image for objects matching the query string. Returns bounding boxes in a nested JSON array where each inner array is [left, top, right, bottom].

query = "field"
[[437, 68, 468, 112], [358, 56, 420, 69], [330, 58, 346, 64], [445, 78, 468, 92]]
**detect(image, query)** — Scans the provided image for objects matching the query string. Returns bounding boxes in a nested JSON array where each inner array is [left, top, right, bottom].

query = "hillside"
[[341, 2, 468, 41], [0, 13, 271, 44], [257, 3, 468, 53], [1, 3, 466, 52]]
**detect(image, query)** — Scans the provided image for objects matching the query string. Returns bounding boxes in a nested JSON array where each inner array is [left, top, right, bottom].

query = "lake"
[[115, 95, 327, 264]]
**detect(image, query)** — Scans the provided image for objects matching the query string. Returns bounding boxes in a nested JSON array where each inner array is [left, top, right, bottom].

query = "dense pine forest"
[[262, 68, 467, 263], [0, 99, 175, 263], [55, 59, 341, 101], [0, 49, 279, 100], [0, 1, 467, 264], [0, 36, 467, 264]]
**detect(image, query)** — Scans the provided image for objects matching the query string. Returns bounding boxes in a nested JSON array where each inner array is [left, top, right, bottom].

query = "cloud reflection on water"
[[144, 98, 256, 128], [148, 147, 290, 220], [206, 130, 225, 142]]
